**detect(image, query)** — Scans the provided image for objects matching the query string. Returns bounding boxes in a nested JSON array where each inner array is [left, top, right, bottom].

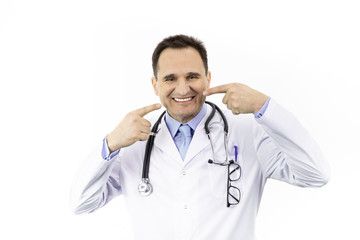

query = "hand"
[[106, 103, 162, 152], [203, 83, 268, 115]]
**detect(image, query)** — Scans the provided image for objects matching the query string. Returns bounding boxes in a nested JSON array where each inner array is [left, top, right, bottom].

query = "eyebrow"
[[186, 72, 201, 77], [163, 74, 176, 81]]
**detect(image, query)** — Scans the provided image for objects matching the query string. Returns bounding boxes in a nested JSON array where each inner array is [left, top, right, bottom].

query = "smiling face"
[[152, 47, 211, 123]]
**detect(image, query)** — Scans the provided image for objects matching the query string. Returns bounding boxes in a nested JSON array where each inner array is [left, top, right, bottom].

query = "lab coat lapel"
[[183, 104, 212, 164], [183, 123, 209, 164], [153, 118, 183, 163]]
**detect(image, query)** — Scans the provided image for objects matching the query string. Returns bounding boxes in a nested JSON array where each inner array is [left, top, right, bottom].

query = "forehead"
[[157, 47, 205, 76]]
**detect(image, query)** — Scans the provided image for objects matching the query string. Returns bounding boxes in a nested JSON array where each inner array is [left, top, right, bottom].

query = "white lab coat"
[[70, 99, 330, 240]]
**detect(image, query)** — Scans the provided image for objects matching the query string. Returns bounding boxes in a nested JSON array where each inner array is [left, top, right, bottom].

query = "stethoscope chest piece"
[[138, 178, 153, 196]]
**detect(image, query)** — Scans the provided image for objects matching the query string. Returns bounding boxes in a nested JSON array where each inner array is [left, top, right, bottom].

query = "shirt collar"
[[165, 104, 207, 138]]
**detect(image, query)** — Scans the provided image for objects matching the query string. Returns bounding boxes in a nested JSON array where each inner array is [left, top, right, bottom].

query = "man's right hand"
[[106, 103, 162, 152]]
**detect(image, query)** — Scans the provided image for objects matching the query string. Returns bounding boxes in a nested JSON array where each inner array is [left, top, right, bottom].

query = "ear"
[[151, 77, 159, 96], [206, 71, 211, 88]]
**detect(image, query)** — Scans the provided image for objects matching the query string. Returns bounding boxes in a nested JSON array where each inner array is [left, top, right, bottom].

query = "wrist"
[[253, 94, 269, 113], [106, 134, 118, 153]]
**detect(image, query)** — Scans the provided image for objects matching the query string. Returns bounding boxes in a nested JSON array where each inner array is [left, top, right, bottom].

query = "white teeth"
[[174, 97, 192, 102]]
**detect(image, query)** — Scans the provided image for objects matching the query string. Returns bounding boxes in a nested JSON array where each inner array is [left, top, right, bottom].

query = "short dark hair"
[[152, 34, 208, 79]]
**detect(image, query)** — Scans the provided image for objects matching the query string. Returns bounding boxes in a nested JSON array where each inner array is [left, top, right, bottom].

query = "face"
[[152, 47, 211, 123]]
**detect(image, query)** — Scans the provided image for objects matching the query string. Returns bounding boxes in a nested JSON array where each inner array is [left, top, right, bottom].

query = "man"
[[71, 35, 330, 240]]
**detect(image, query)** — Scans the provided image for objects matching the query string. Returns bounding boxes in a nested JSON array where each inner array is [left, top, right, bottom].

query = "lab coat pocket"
[[207, 161, 228, 199], [206, 153, 244, 201]]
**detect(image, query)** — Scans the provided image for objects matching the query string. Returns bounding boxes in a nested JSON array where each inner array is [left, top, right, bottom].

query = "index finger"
[[134, 103, 162, 117], [203, 84, 230, 96]]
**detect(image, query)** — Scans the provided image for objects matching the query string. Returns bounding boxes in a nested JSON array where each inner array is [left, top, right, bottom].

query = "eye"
[[165, 77, 175, 81], [188, 75, 199, 80], [163, 74, 176, 82]]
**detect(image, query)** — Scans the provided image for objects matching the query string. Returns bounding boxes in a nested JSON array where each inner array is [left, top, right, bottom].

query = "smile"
[[173, 97, 194, 102]]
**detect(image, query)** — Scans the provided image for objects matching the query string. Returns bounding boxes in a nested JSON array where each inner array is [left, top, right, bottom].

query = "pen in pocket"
[[234, 145, 238, 162]]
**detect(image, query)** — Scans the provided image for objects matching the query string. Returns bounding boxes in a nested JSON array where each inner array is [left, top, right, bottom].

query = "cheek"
[[192, 80, 208, 92], [158, 85, 173, 99]]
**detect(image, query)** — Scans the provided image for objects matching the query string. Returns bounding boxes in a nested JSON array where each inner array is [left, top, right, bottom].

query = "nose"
[[176, 78, 190, 96]]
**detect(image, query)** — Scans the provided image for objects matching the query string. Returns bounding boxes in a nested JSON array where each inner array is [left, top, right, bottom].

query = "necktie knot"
[[179, 124, 192, 137]]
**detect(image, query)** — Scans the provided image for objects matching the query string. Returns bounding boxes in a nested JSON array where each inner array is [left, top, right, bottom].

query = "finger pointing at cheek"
[[203, 84, 230, 96], [203, 83, 268, 115], [107, 103, 162, 152]]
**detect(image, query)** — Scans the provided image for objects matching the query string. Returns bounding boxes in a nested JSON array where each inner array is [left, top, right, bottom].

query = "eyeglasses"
[[227, 160, 241, 207]]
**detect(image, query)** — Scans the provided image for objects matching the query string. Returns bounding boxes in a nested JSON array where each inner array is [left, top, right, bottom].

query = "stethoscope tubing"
[[204, 101, 228, 135], [139, 101, 228, 196], [142, 110, 166, 179]]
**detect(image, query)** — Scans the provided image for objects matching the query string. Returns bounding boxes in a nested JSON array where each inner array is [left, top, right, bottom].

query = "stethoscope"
[[138, 101, 230, 196]]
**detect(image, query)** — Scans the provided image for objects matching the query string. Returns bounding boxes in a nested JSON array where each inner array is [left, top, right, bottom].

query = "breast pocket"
[[206, 152, 244, 203], [207, 160, 228, 199]]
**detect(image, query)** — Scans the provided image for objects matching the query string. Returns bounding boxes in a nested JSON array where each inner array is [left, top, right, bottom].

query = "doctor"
[[71, 35, 330, 240]]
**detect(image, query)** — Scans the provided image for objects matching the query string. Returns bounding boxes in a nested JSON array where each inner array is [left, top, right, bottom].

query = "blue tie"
[[177, 124, 192, 160]]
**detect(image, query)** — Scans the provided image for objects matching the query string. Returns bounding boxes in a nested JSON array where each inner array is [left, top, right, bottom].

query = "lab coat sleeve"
[[253, 99, 330, 187], [70, 144, 123, 214]]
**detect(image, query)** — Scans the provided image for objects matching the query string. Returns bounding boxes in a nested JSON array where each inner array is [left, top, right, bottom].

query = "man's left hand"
[[203, 83, 268, 115]]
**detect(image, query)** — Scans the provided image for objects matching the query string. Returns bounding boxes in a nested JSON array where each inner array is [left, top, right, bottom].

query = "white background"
[[1, 0, 359, 239]]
